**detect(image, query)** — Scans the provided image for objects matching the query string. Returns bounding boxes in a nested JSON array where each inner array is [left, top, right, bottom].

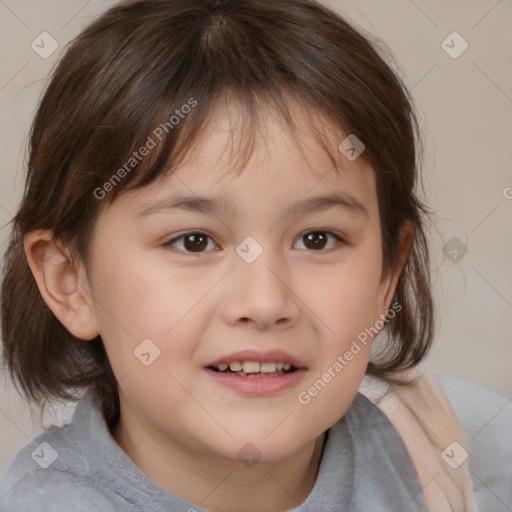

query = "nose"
[[221, 246, 301, 331]]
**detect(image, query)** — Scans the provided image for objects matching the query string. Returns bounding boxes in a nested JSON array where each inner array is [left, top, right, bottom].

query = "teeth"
[[214, 361, 294, 373], [243, 361, 261, 373], [260, 362, 277, 372]]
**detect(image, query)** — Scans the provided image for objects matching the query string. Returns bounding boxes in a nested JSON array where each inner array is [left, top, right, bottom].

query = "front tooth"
[[283, 363, 291, 370], [229, 361, 243, 372], [217, 363, 228, 372], [260, 362, 277, 373], [242, 361, 261, 373], [276, 362, 284, 370]]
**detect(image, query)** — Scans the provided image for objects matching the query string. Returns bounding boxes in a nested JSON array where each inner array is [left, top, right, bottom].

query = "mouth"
[[203, 350, 307, 395], [206, 360, 298, 378]]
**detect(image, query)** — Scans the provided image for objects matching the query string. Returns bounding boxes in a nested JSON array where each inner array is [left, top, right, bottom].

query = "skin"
[[24, 101, 412, 512]]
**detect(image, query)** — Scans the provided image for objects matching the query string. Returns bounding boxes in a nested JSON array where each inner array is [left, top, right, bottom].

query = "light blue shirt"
[[0, 373, 510, 511]]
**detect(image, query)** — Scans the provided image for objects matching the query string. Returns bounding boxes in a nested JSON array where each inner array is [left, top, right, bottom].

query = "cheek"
[[302, 253, 383, 340], [293, 250, 382, 415], [89, 248, 205, 377], [89, 251, 204, 417], [91, 245, 197, 333]]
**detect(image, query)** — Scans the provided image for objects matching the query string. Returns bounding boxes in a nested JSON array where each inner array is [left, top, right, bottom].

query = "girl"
[[0, 0, 510, 511]]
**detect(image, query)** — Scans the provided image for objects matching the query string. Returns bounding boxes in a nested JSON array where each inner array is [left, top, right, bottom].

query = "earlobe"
[[23, 229, 100, 340]]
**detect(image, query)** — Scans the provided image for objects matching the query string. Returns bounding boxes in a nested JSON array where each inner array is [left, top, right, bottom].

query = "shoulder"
[[436, 372, 511, 445], [0, 428, 92, 512], [0, 395, 126, 512], [436, 373, 512, 510]]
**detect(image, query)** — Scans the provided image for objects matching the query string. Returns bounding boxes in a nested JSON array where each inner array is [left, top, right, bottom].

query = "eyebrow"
[[137, 192, 369, 219]]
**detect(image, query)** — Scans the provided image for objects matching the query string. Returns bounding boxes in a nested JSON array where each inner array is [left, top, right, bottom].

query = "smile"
[[207, 360, 296, 377], [203, 349, 308, 395]]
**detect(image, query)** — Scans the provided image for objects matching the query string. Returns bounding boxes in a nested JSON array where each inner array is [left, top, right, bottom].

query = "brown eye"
[[304, 232, 328, 250], [165, 232, 216, 253], [294, 230, 344, 251], [183, 234, 208, 252]]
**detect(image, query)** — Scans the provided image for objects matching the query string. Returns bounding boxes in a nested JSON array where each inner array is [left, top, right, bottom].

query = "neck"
[[113, 417, 326, 512]]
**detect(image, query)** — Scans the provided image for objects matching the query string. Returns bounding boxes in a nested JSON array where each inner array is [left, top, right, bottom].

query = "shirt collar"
[[55, 390, 426, 511]]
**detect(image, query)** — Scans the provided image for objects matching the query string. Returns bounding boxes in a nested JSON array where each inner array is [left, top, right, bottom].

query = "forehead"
[[178, 96, 365, 180], [109, 98, 379, 224]]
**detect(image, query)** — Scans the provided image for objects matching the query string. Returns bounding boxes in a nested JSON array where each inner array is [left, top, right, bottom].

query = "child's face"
[[84, 103, 403, 463]]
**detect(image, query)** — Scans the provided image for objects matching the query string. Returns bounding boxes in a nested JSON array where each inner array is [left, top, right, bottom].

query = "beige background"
[[0, 0, 511, 476]]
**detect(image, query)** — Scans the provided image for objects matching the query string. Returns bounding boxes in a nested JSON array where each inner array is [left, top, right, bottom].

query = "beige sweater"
[[358, 372, 477, 512]]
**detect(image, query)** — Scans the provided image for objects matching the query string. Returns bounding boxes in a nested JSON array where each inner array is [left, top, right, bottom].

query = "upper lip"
[[205, 349, 307, 369]]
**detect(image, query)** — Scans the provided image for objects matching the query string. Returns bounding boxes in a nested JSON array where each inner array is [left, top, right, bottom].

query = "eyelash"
[[163, 229, 345, 254]]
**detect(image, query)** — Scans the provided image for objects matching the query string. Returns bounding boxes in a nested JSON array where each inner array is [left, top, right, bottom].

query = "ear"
[[375, 221, 414, 317], [24, 229, 100, 340]]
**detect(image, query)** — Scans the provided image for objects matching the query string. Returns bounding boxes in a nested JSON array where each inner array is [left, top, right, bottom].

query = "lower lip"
[[204, 368, 306, 396]]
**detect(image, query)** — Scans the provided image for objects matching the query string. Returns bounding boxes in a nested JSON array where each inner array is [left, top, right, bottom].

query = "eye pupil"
[[304, 232, 327, 250], [184, 234, 208, 252]]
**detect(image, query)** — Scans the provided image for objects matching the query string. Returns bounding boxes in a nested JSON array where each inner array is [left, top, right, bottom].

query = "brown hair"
[[1, 0, 434, 428]]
